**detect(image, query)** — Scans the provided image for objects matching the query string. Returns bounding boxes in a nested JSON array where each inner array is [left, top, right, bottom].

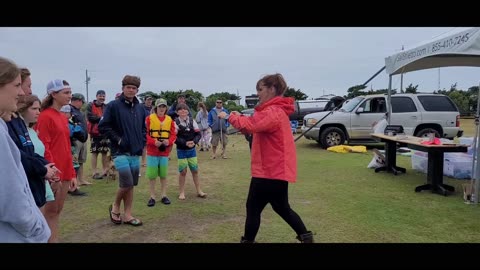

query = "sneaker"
[[68, 189, 87, 196], [147, 198, 156, 207], [161, 197, 171, 205], [92, 173, 103, 180]]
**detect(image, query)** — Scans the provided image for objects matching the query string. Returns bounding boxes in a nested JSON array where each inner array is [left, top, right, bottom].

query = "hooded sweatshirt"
[[7, 115, 48, 207], [227, 96, 297, 182], [0, 118, 51, 243]]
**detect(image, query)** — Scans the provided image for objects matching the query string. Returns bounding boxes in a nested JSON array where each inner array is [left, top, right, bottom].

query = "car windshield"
[[340, 97, 363, 112]]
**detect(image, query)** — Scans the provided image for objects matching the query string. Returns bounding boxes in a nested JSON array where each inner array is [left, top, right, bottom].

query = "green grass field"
[[58, 119, 480, 243]]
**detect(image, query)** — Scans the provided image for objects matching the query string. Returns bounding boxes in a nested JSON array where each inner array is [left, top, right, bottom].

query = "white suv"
[[301, 93, 463, 148]]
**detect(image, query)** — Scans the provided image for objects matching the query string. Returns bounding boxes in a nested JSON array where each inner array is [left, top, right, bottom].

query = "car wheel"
[[416, 128, 441, 138], [320, 127, 346, 149]]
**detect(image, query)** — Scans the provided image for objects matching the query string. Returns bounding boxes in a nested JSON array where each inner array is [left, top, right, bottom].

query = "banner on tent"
[[385, 27, 480, 75]]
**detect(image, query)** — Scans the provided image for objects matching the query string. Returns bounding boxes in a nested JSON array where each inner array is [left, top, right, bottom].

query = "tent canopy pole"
[[387, 75, 392, 125]]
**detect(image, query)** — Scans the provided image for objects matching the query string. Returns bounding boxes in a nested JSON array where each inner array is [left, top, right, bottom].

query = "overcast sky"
[[1, 27, 478, 104]]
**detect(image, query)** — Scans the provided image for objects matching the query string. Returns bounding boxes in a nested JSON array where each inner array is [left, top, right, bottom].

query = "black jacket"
[[70, 105, 87, 143], [98, 94, 147, 156], [174, 117, 201, 150], [7, 116, 49, 207]]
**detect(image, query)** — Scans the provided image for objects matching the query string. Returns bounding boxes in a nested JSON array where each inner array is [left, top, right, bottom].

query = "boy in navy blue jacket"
[[99, 75, 147, 226]]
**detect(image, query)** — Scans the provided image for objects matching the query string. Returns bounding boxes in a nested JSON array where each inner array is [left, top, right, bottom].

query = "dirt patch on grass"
[[62, 210, 243, 243]]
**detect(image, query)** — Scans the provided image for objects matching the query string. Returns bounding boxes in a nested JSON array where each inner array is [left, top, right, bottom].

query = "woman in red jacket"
[[218, 73, 313, 243], [36, 79, 77, 243]]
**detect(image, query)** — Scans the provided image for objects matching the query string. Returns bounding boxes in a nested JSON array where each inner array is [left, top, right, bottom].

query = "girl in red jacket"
[[145, 98, 176, 206], [36, 79, 77, 243], [218, 73, 313, 243]]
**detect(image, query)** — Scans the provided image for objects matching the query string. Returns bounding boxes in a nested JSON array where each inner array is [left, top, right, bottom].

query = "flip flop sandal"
[[109, 204, 122, 225], [124, 218, 143, 226]]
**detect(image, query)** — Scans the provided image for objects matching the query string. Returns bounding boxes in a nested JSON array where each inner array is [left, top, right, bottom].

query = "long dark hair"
[[197, 102, 207, 115], [41, 80, 70, 111]]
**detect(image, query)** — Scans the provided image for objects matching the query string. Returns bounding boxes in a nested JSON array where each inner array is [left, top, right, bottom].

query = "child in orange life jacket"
[[145, 98, 177, 206]]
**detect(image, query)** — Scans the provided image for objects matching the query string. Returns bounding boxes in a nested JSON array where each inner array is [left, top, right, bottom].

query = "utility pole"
[[400, 45, 404, 93], [438, 68, 441, 91], [85, 69, 91, 102]]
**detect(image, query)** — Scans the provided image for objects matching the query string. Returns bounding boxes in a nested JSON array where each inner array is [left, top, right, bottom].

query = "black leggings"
[[244, 177, 308, 241]]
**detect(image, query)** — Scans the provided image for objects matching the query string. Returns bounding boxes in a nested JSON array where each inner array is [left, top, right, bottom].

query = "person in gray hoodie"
[[0, 56, 51, 243]]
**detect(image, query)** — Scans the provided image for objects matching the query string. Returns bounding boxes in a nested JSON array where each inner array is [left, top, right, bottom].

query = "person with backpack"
[[70, 93, 90, 186], [60, 105, 87, 197], [174, 103, 206, 200]]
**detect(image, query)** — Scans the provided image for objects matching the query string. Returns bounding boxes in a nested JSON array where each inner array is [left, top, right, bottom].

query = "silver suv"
[[301, 94, 463, 148]]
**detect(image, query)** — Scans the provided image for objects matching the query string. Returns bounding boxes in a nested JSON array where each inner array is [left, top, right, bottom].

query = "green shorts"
[[146, 155, 169, 179], [177, 148, 198, 172]]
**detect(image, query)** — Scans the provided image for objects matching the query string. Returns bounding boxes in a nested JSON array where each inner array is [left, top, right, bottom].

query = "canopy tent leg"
[[473, 82, 480, 204], [387, 75, 392, 125]]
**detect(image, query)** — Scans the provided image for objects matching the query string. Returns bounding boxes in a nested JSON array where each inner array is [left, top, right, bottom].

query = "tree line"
[[136, 83, 479, 116], [136, 87, 311, 115]]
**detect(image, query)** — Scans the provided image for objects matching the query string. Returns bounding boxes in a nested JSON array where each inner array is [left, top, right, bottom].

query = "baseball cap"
[[72, 93, 85, 103], [60, 105, 71, 113], [155, 98, 168, 107], [46, 79, 70, 95]]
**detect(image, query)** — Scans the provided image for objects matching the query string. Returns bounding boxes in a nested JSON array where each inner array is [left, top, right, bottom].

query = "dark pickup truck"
[[290, 100, 329, 122]]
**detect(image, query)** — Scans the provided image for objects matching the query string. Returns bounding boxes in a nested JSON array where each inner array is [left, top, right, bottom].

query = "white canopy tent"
[[383, 27, 480, 203]]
